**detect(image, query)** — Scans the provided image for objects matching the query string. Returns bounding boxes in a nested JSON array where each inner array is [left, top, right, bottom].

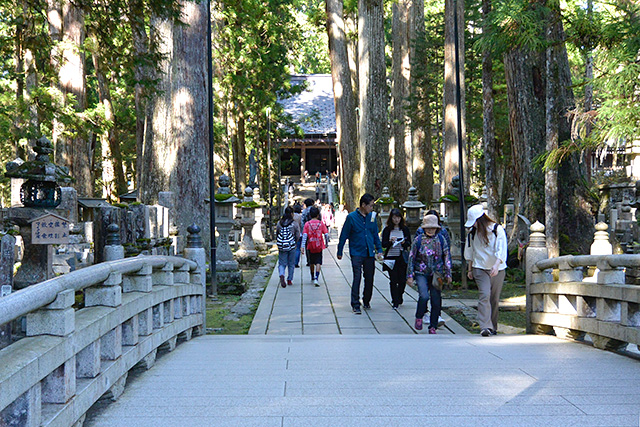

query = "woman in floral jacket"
[[406, 214, 452, 334]]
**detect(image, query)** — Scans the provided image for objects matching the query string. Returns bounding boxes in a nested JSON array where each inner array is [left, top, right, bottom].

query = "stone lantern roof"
[[4, 137, 72, 183]]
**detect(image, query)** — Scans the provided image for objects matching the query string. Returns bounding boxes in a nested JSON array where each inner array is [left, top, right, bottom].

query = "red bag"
[[305, 220, 326, 253]]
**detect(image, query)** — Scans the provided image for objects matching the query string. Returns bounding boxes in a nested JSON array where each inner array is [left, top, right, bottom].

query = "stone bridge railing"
[[527, 246, 640, 351], [0, 252, 205, 427]]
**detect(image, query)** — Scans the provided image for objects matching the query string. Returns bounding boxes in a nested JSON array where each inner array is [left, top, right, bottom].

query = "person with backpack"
[[464, 204, 508, 337], [301, 206, 329, 286], [337, 193, 383, 314], [276, 207, 300, 288], [406, 214, 452, 334], [300, 198, 315, 276]]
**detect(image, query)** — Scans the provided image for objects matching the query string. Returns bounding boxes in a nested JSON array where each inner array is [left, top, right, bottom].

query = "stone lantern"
[[4, 137, 72, 208], [4, 137, 73, 289], [376, 187, 395, 227], [236, 187, 259, 263], [213, 175, 243, 285], [402, 187, 425, 236]]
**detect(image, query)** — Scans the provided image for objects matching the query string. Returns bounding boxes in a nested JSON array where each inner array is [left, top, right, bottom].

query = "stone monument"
[[252, 187, 267, 252], [213, 175, 243, 291], [401, 187, 425, 236], [3, 137, 72, 289], [236, 187, 259, 263], [376, 187, 395, 227]]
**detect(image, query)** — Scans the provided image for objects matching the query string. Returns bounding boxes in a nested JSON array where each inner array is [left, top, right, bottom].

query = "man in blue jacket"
[[337, 193, 383, 314]]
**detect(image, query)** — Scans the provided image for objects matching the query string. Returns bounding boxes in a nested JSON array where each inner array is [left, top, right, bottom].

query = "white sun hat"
[[464, 204, 486, 228]]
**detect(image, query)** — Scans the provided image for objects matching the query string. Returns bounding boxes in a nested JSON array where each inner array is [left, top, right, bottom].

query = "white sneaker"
[[438, 316, 445, 327], [313, 278, 319, 287]]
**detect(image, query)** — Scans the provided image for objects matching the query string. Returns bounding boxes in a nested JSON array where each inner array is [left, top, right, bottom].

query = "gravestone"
[[0, 233, 16, 349], [58, 187, 78, 225]]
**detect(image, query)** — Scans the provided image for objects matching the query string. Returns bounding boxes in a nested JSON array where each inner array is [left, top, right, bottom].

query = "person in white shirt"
[[463, 205, 508, 337]]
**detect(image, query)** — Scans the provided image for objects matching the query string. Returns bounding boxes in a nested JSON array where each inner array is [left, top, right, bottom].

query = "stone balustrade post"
[[26, 289, 76, 404], [184, 224, 206, 324], [525, 221, 548, 334]]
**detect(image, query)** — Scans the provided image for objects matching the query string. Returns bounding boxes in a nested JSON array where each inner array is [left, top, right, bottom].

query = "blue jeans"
[[350, 255, 375, 308], [415, 274, 442, 329], [278, 249, 296, 281]]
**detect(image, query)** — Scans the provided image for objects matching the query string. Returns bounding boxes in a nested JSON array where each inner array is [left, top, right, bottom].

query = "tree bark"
[[504, 48, 546, 230], [127, 0, 150, 189], [391, 0, 411, 201], [409, 0, 432, 202], [140, 1, 210, 250], [443, 0, 466, 193], [545, 4, 562, 258], [58, 1, 92, 196], [358, 0, 389, 196], [326, 0, 359, 211], [482, 0, 499, 219], [229, 109, 247, 196]]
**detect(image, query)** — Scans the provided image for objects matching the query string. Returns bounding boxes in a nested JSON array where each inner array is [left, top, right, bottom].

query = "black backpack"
[[277, 220, 296, 251]]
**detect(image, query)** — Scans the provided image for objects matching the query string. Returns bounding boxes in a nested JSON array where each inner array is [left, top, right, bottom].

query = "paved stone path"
[[86, 235, 640, 426], [86, 333, 640, 426], [250, 235, 469, 335]]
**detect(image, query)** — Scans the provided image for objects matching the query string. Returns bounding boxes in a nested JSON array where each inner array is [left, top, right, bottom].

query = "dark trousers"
[[415, 274, 442, 329], [351, 255, 375, 308], [388, 256, 407, 306]]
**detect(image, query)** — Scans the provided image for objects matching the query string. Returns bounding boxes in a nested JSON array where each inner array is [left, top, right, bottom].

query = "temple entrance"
[[305, 148, 337, 175], [281, 149, 302, 175]]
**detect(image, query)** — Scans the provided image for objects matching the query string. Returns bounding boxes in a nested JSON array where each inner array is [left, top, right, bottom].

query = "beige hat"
[[421, 214, 441, 229]]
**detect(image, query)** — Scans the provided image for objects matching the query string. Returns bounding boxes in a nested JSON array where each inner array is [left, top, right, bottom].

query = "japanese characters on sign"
[[31, 213, 70, 245]]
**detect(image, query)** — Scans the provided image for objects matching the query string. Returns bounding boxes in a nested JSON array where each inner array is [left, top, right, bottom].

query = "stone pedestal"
[[213, 176, 243, 288], [0, 233, 15, 349], [236, 188, 259, 263], [5, 208, 55, 290], [252, 188, 267, 252], [215, 207, 243, 286], [525, 221, 548, 334], [443, 202, 463, 263]]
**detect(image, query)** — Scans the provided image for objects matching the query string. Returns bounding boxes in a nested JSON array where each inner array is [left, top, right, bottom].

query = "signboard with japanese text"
[[30, 213, 70, 245]]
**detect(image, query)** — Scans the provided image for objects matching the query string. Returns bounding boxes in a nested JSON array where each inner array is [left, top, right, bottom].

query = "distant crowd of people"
[[275, 192, 507, 337]]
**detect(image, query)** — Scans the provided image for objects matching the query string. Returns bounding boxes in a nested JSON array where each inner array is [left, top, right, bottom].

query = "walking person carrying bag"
[[381, 208, 411, 309]]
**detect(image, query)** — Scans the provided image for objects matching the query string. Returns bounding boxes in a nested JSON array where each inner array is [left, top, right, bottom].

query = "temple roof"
[[279, 74, 336, 136]]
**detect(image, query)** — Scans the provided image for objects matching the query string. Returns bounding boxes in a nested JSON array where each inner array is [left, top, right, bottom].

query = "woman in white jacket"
[[463, 205, 508, 337]]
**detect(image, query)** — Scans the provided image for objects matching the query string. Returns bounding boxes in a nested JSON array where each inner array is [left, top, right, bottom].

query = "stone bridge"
[[2, 234, 640, 426]]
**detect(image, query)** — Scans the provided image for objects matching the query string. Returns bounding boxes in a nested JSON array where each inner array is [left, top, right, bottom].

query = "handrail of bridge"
[[0, 253, 205, 427], [0, 255, 196, 326], [528, 253, 640, 352]]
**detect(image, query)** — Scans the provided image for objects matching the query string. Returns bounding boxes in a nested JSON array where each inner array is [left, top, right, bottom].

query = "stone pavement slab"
[[85, 334, 640, 426], [250, 238, 466, 336]]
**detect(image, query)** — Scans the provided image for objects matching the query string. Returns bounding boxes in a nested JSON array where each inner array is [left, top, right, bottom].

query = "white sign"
[[1, 285, 11, 297], [30, 213, 70, 245]]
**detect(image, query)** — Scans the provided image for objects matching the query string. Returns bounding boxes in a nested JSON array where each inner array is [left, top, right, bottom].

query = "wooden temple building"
[[278, 74, 338, 179]]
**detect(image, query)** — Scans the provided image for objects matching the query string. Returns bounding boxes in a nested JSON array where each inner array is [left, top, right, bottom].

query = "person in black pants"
[[381, 208, 412, 309]]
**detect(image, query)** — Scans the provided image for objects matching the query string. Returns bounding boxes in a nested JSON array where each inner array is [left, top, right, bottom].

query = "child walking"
[[301, 206, 329, 286], [276, 207, 300, 287]]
